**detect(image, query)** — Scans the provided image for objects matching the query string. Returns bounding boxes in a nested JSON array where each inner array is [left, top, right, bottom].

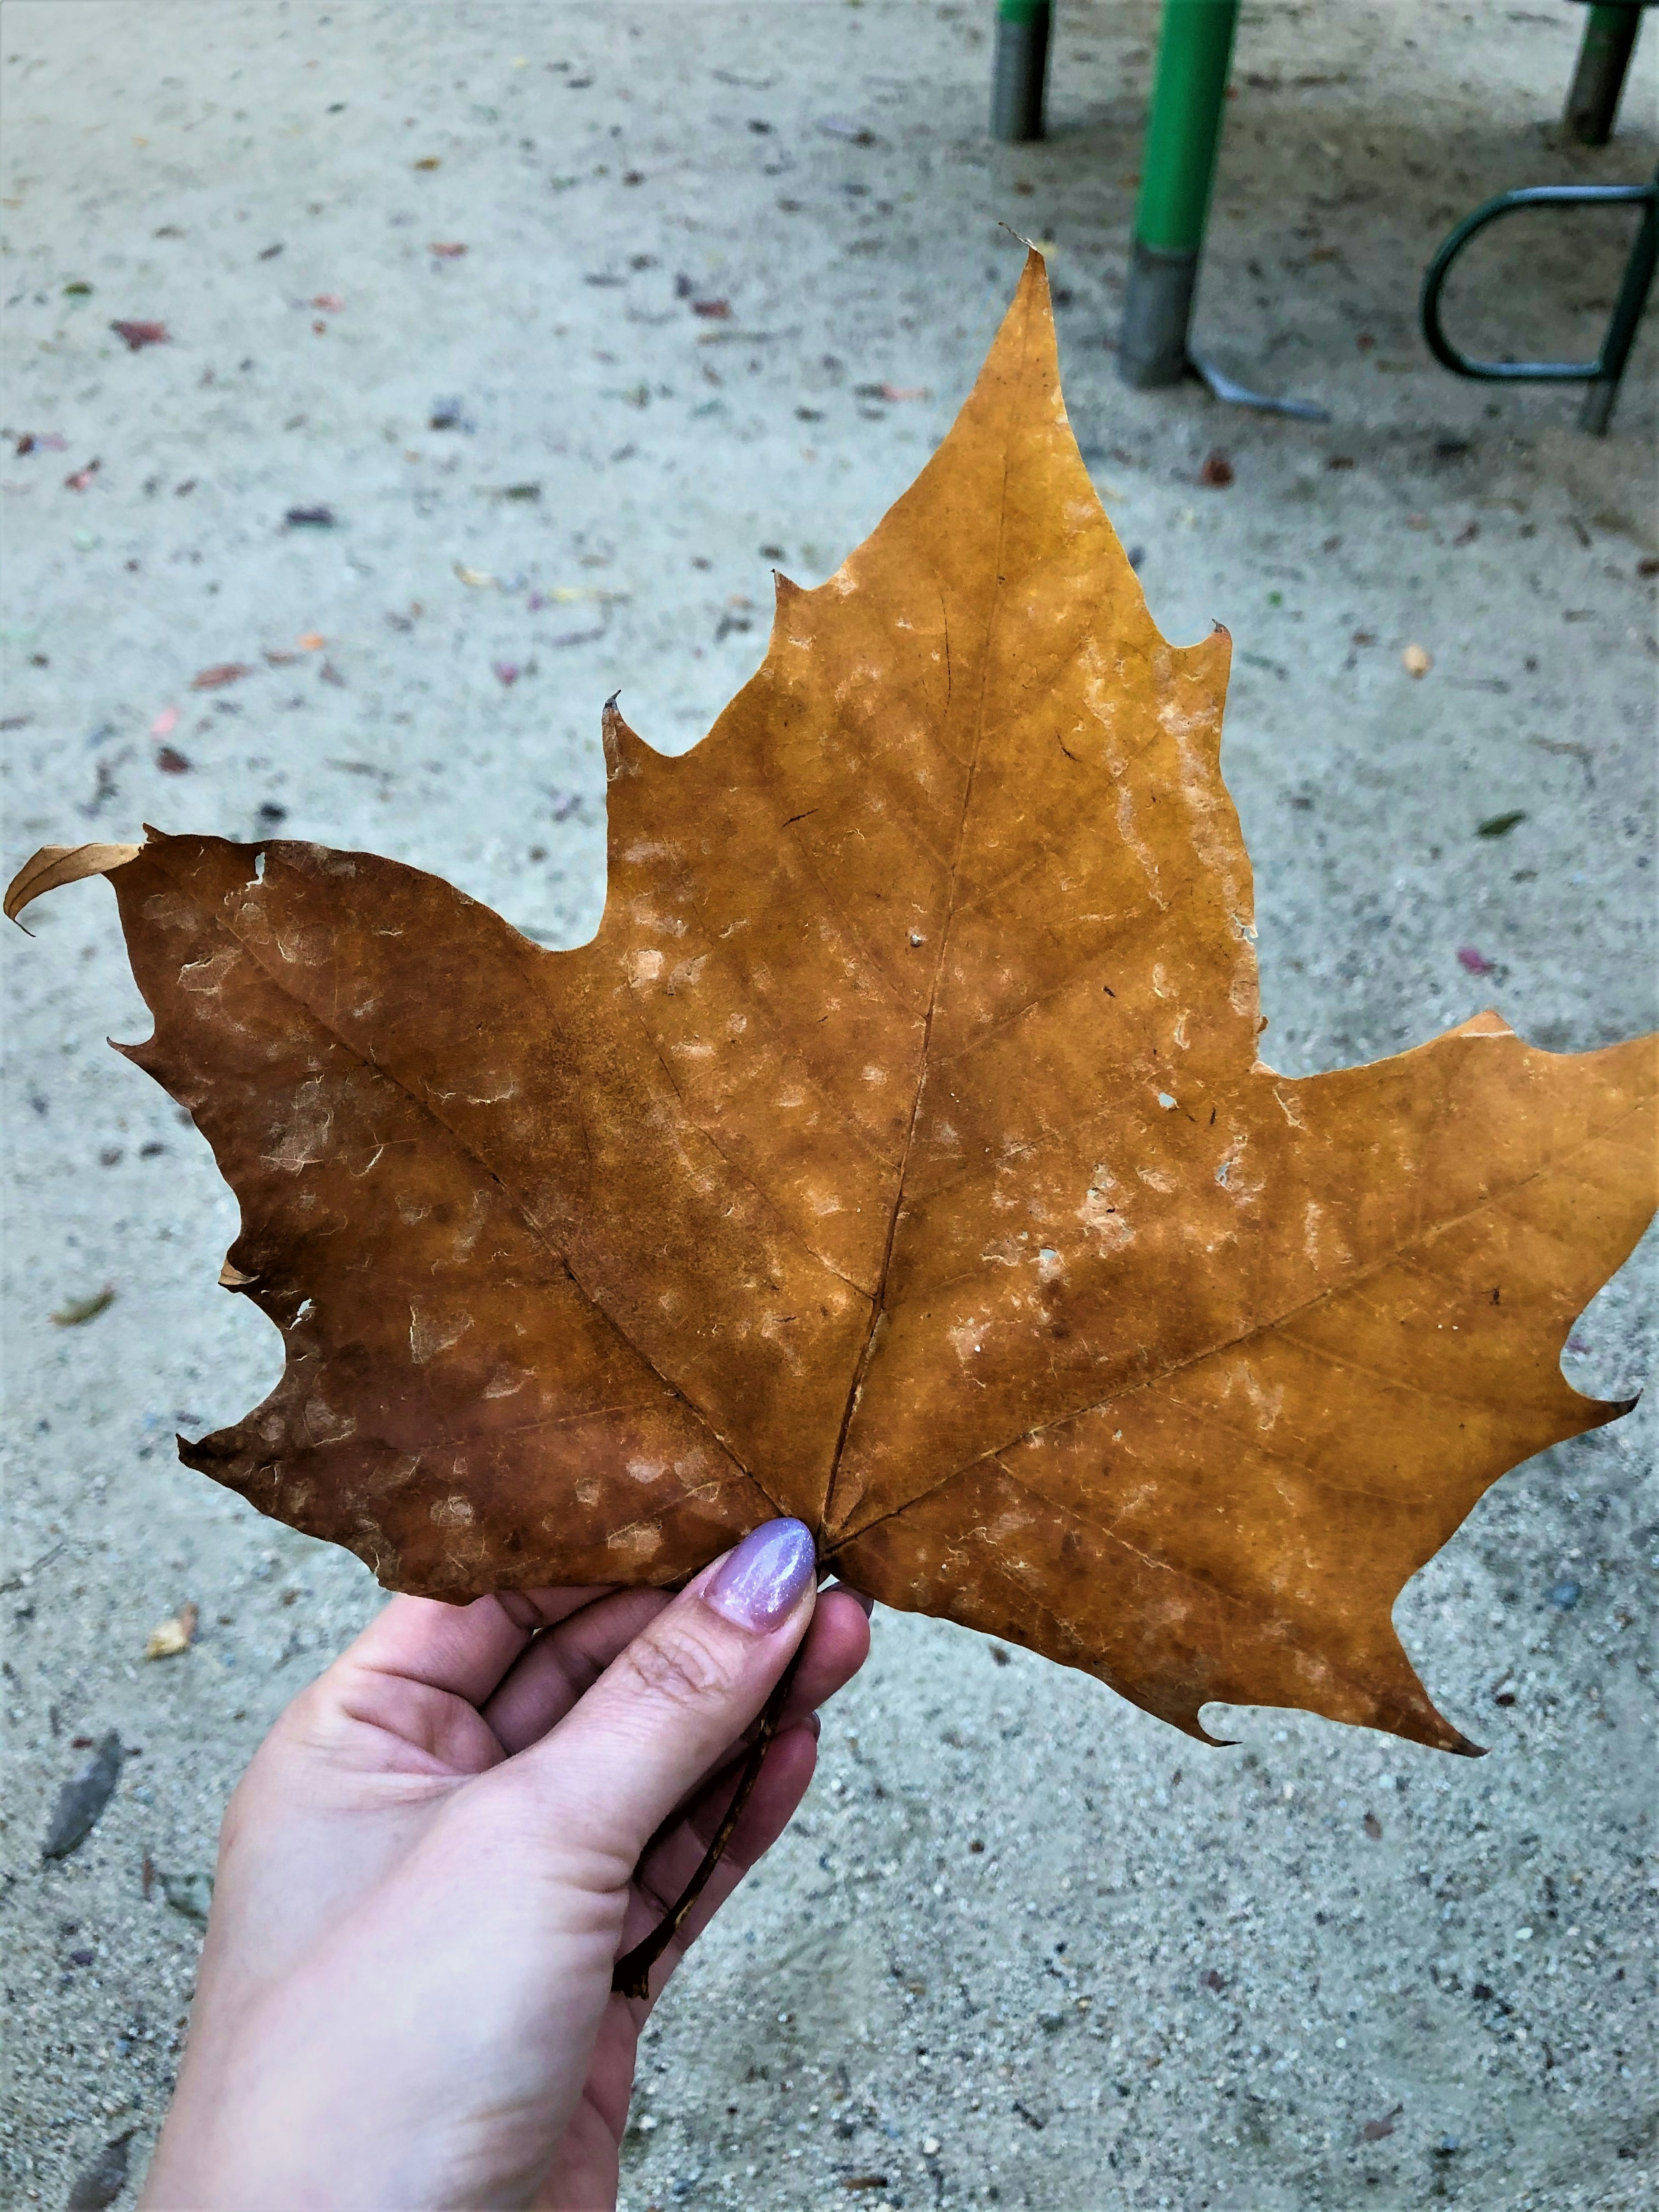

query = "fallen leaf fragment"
[[693, 297, 732, 320], [42, 1731, 123, 1858], [65, 2130, 135, 2212], [6, 256, 1656, 1765], [110, 320, 169, 350], [51, 1286, 116, 1327], [413, 156, 441, 170], [1477, 810, 1527, 839], [156, 745, 192, 774], [1458, 946, 1495, 975], [191, 662, 252, 690], [144, 1600, 199, 1659], [4, 843, 140, 925], [1403, 642, 1432, 677]]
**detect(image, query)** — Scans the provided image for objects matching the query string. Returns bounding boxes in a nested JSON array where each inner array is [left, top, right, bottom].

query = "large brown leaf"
[[10, 255, 1653, 1753]]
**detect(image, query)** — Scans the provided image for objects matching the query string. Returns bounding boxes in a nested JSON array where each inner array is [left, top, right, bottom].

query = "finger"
[[614, 1590, 869, 1991], [515, 1519, 818, 1870], [491, 1578, 869, 1767], [347, 1586, 616, 1708], [613, 1583, 869, 1878], [482, 1587, 671, 1754], [779, 1586, 870, 1723]]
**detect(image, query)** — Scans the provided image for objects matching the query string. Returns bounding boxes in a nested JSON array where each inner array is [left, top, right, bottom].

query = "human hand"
[[140, 1520, 870, 2211]]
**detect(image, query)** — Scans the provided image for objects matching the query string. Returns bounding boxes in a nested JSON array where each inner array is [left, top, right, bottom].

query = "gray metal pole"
[[992, 2, 1052, 144], [1564, 3, 1644, 147]]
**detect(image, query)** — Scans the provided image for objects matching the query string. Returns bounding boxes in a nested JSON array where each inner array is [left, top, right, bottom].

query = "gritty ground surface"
[[2, 3, 1656, 2209]]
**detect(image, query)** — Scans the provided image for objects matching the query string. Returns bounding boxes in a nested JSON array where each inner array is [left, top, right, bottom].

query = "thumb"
[[522, 1518, 819, 1874]]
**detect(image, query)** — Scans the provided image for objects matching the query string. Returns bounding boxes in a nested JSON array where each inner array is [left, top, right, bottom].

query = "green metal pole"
[[992, 0, 1052, 143], [1563, 3, 1644, 147], [1119, 0, 1241, 388]]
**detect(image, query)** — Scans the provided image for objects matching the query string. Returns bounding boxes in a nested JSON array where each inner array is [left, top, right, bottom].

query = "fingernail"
[[703, 1519, 817, 1634], [826, 1580, 875, 1619]]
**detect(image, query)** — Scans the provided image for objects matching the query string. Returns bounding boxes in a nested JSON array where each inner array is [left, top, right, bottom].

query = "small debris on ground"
[[52, 1286, 116, 1326], [42, 1732, 123, 1859], [1457, 946, 1495, 975], [110, 319, 169, 350], [65, 2130, 135, 2212], [160, 1869, 215, 1921], [1200, 450, 1234, 488], [284, 504, 336, 528], [1402, 643, 1432, 677], [144, 1601, 199, 1659], [191, 662, 252, 690]]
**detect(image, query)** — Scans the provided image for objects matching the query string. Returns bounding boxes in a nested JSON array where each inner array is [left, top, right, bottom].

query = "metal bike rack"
[[1420, 169, 1657, 433]]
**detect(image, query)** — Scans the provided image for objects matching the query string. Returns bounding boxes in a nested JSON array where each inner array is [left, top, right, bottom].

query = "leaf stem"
[[611, 1656, 799, 2001]]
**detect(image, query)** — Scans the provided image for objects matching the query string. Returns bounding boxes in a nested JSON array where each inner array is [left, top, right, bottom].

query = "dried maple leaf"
[[9, 257, 1654, 1754]]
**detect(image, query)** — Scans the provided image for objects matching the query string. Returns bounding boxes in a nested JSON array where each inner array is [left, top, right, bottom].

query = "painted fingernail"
[[703, 1518, 817, 1634]]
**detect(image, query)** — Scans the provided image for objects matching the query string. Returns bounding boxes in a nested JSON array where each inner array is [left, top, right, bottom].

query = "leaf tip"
[[4, 841, 141, 925]]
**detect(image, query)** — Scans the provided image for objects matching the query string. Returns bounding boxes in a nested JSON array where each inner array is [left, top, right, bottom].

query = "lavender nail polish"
[[703, 1519, 817, 1633]]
